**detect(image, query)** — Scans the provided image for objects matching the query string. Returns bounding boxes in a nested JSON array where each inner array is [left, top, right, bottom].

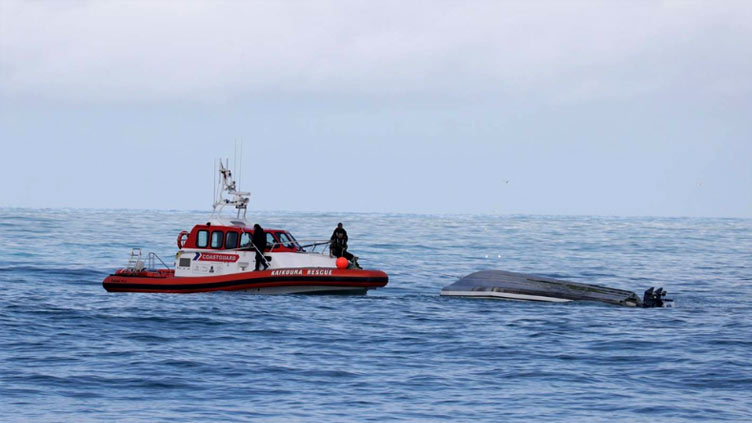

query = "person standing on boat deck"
[[252, 224, 268, 271], [330, 222, 348, 243]]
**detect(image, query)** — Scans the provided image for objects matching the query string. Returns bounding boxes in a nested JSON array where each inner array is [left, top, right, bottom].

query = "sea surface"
[[1, 208, 751, 422]]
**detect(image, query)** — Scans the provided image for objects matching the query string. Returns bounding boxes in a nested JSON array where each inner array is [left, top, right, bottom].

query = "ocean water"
[[1, 208, 751, 422]]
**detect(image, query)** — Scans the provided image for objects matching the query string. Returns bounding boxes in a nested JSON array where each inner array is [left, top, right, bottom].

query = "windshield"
[[277, 232, 298, 249]]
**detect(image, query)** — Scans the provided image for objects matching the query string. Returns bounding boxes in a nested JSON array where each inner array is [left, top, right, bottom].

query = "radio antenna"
[[212, 157, 250, 220]]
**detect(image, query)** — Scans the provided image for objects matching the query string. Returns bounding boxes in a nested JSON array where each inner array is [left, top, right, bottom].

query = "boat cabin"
[[179, 224, 302, 253]]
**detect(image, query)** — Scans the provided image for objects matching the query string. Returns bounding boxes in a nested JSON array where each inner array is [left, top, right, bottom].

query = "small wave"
[[0, 265, 106, 278]]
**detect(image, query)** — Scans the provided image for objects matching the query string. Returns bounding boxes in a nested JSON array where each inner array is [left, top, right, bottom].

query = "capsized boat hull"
[[103, 267, 388, 294], [441, 270, 642, 307]]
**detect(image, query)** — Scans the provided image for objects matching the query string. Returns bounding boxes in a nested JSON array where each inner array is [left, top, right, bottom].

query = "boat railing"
[[147, 252, 172, 270], [208, 240, 331, 256], [261, 240, 331, 254], [295, 239, 332, 255], [125, 248, 172, 271], [220, 244, 272, 267]]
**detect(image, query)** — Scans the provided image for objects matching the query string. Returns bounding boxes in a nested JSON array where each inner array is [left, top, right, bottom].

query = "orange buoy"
[[336, 257, 348, 269]]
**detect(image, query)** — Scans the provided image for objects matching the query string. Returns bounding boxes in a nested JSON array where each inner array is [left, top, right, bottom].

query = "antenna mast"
[[212, 159, 251, 220]]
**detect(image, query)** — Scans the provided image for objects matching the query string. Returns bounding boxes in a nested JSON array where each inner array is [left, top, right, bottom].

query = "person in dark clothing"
[[252, 224, 268, 271], [330, 222, 348, 243], [330, 229, 361, 269]]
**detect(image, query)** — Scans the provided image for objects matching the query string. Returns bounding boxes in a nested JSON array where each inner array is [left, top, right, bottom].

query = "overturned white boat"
[[441, 270, 670, 308]]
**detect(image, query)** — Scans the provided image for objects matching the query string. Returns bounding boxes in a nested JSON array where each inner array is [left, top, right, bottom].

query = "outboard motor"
[[642, 287, 673, 308]]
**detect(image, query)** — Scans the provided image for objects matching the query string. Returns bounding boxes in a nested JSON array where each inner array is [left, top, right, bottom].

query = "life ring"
[[177, 230, 189, 249]]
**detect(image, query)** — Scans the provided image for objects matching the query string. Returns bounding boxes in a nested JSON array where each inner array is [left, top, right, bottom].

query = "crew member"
[[252, 224, 268, 271], [330, 230, 361, 269], [330, 222, 348, 243]]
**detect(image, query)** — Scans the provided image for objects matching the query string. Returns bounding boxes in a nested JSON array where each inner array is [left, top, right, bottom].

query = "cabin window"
[[240, 232, 251, 248], [225, 231, 238, 249], [196, 230, 209, 248], [266, 232, 277, 247], [278, 232, 295, 249], [211, 230, 224, 249]]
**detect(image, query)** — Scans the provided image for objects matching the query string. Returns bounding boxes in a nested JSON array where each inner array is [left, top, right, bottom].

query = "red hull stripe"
[[103, 273, 388, 293]]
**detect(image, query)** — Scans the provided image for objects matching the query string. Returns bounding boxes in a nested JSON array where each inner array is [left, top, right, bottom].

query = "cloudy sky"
[[1, 0, 750, 217]]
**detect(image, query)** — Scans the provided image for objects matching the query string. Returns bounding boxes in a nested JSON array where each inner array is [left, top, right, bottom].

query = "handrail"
[[296, 239, 332, 254], [180, 240, 332, 256], [125, 248, 172, 271], [147, 252, 172, 270]]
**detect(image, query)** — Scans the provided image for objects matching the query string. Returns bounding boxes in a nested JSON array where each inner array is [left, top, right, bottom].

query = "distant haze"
[[1, 1, 750, 217]]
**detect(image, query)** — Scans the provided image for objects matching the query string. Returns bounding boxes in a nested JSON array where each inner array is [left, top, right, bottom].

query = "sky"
[[1, 0, 750, 217]]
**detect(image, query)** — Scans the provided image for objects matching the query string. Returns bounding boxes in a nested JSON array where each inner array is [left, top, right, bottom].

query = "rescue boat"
[[102, 161, 388, 294]]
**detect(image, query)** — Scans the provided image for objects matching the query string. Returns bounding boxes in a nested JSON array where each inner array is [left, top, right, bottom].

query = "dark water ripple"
[[1, 209, 751, 422]]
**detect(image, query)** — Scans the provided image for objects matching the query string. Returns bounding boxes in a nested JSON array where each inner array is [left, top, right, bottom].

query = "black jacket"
[[252, 226, 267, 251], [330, 228, 348, 242]]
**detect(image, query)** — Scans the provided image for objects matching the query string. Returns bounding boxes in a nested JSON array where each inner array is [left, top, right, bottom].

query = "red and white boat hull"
[[103, 267, 388, 294]]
